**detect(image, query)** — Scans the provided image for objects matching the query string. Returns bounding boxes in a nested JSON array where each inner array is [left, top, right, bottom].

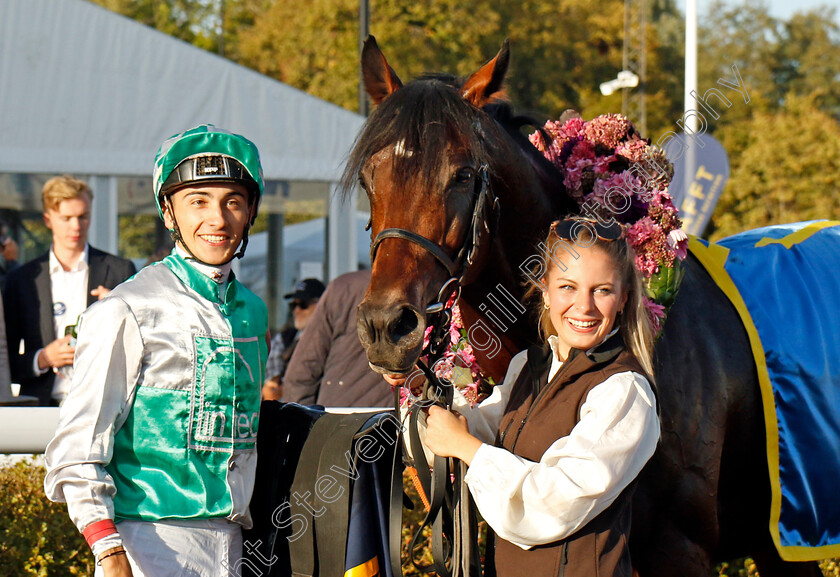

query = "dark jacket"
[[494, 333, 648, 577], [3, 247, 136, 405], [282, 270, 391, 408]]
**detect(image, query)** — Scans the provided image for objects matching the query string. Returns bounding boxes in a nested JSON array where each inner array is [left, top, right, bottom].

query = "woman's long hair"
[[523, 217, 656, 381]]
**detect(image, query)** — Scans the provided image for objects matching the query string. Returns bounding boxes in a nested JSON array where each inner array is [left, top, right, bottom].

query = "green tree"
[[0, 459, 94, 575], [773, 8, 840, 118], [90, 0, 222, 51], [709, 95, 840, 240]]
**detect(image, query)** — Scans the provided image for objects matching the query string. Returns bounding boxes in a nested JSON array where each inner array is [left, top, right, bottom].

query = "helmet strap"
[[234, 224, 250, 260], [233, 196, 260, 260]]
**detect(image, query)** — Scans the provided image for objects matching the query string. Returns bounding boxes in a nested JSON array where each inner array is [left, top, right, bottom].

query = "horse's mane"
[[341, 73, 568, 206]]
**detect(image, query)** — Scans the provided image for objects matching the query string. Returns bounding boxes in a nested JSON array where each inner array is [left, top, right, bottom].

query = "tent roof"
[[0, 0, 364, 181]]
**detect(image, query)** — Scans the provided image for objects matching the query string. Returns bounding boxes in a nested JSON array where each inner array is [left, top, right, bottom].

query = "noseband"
[[368, 164, 500, 355]]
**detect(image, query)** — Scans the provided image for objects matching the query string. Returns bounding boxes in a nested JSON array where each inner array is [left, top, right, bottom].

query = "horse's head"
[[348, 37, 566, 375]]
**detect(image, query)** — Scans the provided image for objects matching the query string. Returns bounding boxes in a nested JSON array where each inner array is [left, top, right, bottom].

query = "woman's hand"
[[101, 551, 133, 576], [424, 405, 483, 465]]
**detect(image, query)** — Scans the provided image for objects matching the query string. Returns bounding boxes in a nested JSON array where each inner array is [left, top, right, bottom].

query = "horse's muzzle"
[[357, 301, 425, 373]]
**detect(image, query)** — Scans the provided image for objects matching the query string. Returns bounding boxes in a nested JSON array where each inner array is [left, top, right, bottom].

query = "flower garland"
[[396, 301, 495, 408], [529, 112, 688, 335]]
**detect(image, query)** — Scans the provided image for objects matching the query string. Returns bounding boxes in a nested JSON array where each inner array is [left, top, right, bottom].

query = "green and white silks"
[[106, 253, 267, 524]]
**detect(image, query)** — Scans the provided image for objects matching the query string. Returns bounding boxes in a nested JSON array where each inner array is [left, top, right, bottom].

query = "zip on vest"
[[558, 541, 569, 577], [506, 348, 581, 452]]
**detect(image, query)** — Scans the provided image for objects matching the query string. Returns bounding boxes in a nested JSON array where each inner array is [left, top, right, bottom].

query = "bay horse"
[[348, 37, 823, 576]]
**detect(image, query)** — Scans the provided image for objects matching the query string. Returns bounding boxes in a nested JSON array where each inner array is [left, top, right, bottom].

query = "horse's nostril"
[[388, 306, 419, 343]]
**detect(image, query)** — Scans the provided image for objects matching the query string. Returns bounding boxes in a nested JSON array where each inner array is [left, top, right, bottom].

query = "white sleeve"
[[463, 371, 659, 548], [451, 349, 528, 444], [43, 296, 144, 537]]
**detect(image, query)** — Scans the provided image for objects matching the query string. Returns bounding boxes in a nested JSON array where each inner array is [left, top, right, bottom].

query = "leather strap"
[[289, 415, 345, 577], [389, 417, 407, 577], [312, 412, 380, 577]]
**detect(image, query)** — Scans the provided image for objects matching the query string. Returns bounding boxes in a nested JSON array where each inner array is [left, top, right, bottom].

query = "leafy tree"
[[90, 0, 222, 51], [709, 95, 840, 240], [0, 459, 94, 575], [773, 8, 840, 118]]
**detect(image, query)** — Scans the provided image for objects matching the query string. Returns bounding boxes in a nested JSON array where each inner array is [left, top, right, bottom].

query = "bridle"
[[368, 162, 499, 577], [369, 163, 500, 357]]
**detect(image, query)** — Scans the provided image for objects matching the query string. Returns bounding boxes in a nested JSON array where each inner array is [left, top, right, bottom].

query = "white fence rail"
[[0, 407, 61, 454], [0, 406, 384, 455]]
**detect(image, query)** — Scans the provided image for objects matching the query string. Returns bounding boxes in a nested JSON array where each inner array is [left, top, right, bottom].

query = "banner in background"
[[663, 133, 729, 236]]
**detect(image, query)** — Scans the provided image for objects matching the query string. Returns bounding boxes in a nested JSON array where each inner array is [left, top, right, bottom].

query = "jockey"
[[45, 124, 270, 577]]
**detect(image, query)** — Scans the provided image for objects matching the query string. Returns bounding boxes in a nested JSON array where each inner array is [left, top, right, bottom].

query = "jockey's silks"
[[97, 252, 268, 524]]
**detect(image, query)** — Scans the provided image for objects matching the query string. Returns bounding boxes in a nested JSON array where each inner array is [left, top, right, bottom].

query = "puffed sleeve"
[[464, 371, 659, 548], [450, 349, 528, 443], [43, 295, 144, 542]]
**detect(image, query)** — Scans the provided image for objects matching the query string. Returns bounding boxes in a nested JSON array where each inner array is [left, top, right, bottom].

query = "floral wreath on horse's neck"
[[399, 112, 687, 408]]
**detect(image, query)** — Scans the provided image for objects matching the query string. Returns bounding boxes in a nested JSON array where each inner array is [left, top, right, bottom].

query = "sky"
[[768, 0, 838, 20], [738, 0, 838, 22]]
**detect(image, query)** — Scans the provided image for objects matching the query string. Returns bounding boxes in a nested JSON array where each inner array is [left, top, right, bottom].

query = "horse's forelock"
[[342, 77, 495, 199]]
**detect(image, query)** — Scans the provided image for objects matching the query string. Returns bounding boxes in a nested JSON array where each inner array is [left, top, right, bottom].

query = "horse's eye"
[[453, 168, 475, 186], [358, 175, 369, 192]]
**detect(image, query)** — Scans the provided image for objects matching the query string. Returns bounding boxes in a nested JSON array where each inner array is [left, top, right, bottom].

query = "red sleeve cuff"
[[82, 519, 118, 548]]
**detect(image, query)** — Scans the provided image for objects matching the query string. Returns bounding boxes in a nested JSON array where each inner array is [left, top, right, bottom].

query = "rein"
[[369, 163, 496, 577]]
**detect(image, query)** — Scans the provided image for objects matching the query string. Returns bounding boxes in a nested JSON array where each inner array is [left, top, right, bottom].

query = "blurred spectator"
[[0, 224, 19, 292], [2, 176, 135, 406], [0, 298, 14, 403], [282, 270, 391, 407], [143, 243, 174, 268], [262, 278, 325, 400]]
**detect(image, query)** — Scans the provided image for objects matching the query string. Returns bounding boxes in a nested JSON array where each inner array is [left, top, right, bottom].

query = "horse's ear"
[[461, 39, 510, 108], [362, 35, 403, 106]]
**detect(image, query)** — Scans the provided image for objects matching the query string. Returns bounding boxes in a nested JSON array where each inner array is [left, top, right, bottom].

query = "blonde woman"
[[420, 217, 660, 577]]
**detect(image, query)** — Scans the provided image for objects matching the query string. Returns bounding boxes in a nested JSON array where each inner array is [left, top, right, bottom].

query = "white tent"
[[238, 212, 372, 306], [0, 0, 363, 180], [0, 0, 364, 276]]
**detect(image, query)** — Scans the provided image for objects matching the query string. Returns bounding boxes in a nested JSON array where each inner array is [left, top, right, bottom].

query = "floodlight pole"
[[684, 0, 698, 213]]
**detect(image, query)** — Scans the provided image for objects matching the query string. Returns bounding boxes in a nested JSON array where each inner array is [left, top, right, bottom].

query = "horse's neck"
[[459, 170, 553, 381], [459, 119, 568, 383]]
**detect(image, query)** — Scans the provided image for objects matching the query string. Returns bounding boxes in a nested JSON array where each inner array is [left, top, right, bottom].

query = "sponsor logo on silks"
[[53, 301, 67, 316], [188, 335, 262, 452]]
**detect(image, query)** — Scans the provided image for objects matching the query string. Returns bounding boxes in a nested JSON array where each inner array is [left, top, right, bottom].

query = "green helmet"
[[153, 124, 264, 224]]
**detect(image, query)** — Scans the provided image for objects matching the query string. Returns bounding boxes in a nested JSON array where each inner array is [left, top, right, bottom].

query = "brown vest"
[[493, 333, 649, 577]]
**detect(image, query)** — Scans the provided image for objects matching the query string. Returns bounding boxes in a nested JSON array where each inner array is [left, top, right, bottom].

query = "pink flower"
[[591, 172, 643, 212], [583, 114, 632, 148], [563, 141, 596, 192], [626, 217, 672, 275], [615, 138, 648, 162], [667, 229, 689, 260], [644, 298, 666, 334], [529, 130, 549, 153]]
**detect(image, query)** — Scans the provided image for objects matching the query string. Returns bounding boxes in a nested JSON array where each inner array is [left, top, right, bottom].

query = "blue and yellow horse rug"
[[689, 221, 840, 561]]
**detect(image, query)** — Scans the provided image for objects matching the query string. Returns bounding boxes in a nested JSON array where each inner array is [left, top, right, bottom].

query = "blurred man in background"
[[2, 176, 135, 405], [262, 278, 325, 400], [282, 270, 390, 407]]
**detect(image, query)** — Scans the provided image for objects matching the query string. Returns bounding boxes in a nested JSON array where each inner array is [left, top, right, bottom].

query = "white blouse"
[[450, 337, 659, 549]]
